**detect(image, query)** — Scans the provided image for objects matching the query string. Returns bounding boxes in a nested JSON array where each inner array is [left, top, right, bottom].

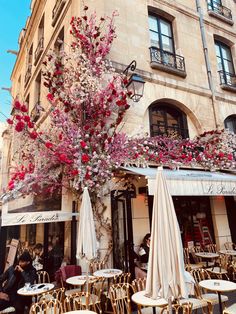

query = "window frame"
[[215, 41, 235, 75], [149, 103, 189, 139], [149, 14, 175, 53], [224, 115, 236, 133]]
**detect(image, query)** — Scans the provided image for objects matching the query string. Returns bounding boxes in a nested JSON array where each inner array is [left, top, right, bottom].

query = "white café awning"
[[122, 167, 236, 196]]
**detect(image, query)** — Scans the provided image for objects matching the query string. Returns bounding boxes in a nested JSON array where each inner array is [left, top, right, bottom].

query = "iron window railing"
[[151, 125, 189, 139], [25, 64, 32, 86], [149, 47, 186, 73], [219, 70, 236, 87], [34, 37, 44, 64], [207, 1, 232, 20]]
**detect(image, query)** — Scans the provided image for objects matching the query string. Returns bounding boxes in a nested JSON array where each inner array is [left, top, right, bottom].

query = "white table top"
[[131, 290, 168, 307], [17, 283, 54, 296], [64, 311, 97, 314], [195, 252, 219, 259], [93, 268, 122, 278], [206, 267, 228, 275], [219, 250, 236, 256], [66, 275, 96, 286], [199, 279, 236, 293]]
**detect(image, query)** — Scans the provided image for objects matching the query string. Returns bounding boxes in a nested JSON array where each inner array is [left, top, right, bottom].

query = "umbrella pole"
[[168, 297, 173, 314], [86, 260, 89, 309]]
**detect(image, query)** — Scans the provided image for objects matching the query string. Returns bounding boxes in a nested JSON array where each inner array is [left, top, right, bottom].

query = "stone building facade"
[[0, 0, 236, 273]]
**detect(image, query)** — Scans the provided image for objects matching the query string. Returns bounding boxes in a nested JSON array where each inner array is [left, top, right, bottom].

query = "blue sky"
[[0, 0, 31, 122]]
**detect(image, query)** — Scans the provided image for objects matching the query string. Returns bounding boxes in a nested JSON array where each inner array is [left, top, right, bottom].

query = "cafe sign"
[[1, 195, 73, 226]]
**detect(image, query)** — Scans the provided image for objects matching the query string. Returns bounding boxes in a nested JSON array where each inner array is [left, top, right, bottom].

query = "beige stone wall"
[[4, 0, 236, 261]]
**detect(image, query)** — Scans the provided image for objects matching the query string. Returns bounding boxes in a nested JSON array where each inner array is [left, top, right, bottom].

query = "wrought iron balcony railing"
[[34, 37, 44, 65], [207, 1, 232, 21], [149, 47, 186, 76], [52, 0, 66, 26], [219, 70, 236, 89], [25, 64, 32, 86]]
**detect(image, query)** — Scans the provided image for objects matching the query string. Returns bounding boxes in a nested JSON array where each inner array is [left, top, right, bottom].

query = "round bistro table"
[[195, 252, 219, 267], [132, 290, 168, 314], [199, 279, 236, 314]]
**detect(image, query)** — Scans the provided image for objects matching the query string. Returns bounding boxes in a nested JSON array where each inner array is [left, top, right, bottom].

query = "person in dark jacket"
[[0, 251, 37, 314], [138, 233, 151, 270]]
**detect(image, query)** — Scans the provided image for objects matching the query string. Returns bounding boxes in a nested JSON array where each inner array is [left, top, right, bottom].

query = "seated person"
[[0, 251, 37, 314], [138, 233, 151, 271], [32, 243, 44, 271]]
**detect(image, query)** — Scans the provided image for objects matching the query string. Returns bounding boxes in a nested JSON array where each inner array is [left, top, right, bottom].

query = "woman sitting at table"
[[138, 233, 151, 271]]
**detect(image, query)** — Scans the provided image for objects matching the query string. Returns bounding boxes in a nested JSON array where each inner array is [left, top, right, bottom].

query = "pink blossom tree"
[[4, 7, 236, 203]]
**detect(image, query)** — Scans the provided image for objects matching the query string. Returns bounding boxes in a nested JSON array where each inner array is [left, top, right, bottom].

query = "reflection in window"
[[224, 115, 236, 133], [149, 15, 174, 52], [215, 41, 234, 74], [149, 103, 189, 139]]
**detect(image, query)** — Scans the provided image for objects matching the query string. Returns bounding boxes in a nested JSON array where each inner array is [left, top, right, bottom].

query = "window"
[[224, 115, 236, 133], [34, 15, 44, 64], [215, 41, 236, 87], [148, 14, 186, 76], [54, 27, 64, 55], [149, 103, 189, 138], [207, 0, 232, 21], [31, 72, 42, 122], [149, 15, 174, 53], [25, 45, 33, 86]]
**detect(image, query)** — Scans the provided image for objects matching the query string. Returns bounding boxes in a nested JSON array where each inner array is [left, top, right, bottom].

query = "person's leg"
[[12, 295, 28, 314], [0, 299, 12, 310]]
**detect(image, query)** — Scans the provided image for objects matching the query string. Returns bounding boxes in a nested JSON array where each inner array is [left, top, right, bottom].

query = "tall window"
[[207, 0, 222, 11], [149, 103, 189, 138], [149, 15, 174, 53], [224, 115, 236, 133], [215, 41, 234, 74]]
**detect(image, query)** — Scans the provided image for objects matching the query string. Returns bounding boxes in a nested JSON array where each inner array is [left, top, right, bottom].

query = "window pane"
[[150, 31, 159, 47], [161, 35, 173, 52], [215, 44, 220, 57], [224, 60, 234, 74], [221, 47, 231, 60], [149, 16, 158, 32], [160, 20, 172, 37]]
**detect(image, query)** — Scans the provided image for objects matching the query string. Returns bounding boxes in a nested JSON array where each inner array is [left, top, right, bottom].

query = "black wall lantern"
[[123, 60, 145, 102]]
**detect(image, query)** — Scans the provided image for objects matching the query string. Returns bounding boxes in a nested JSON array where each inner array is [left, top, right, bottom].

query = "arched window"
[[224, 115, 236, 133], [149, 103, 189, 138]]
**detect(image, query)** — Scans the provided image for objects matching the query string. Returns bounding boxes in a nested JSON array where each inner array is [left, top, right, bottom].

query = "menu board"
[[4, 239, 19, 271]]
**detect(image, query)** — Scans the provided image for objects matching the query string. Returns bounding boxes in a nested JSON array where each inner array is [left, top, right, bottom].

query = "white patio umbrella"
[[76, 187, 98, 295], [145, 167, 189, 304]]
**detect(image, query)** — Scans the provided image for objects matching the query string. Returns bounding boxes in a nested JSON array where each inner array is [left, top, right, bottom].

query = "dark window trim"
[[149, 13, 175, 54], [149, 102, 189, 139]]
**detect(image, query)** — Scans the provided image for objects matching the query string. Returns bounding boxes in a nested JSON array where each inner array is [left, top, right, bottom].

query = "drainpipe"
[[195, 0, 219, 129]]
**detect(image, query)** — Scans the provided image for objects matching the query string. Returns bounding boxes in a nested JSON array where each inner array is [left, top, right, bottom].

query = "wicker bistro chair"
[[36, 270, 50, 283], [39, 287, 65, 303], [113, 272, 131, 284], [63, 292, 92, 312], [184, 248, 204, 271], [132, 278, 160, 314], [207, 254, 230, 280], [89, 260, 108, 274], [190, 268, 228, 314], [109, 283, 133, 314], [29, 299, 63, 314], [160, 302, 193, 314], [205, 244, 217, 253], [224, 242, 236, 251]]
